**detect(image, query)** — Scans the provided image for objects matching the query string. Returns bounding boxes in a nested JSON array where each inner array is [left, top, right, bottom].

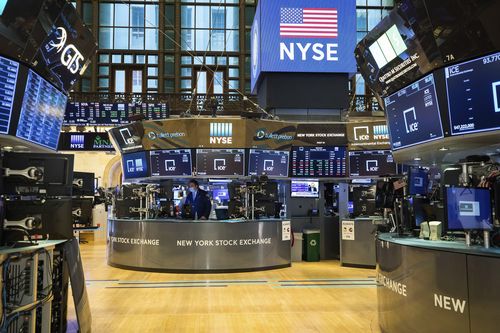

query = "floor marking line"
[[105, 285, 228, 289]]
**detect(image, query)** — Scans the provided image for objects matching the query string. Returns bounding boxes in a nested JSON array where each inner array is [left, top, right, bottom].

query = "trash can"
[[303, 229, 320, 262], [291, 232, 303, 262]]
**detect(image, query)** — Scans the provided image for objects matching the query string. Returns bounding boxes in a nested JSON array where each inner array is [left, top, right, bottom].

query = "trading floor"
[[67, 241, 379, 333]]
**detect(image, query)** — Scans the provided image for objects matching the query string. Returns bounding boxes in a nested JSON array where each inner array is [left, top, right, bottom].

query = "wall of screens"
[[64, 102, 169, 126]]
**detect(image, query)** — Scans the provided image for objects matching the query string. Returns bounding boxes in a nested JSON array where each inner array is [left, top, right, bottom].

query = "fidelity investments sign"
[[251, 0, 357, 91]]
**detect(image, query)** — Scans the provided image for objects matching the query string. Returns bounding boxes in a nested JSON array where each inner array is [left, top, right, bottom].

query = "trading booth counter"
[[108, 218, 291, 273], [377, 233, 500, 333]]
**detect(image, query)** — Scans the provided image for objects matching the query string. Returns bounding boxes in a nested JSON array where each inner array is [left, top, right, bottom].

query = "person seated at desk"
[[179, 179, 212, 220]]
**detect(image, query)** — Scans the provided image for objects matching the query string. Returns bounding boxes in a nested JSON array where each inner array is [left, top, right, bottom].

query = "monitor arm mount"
[[4, 217, 42, 230], [4, 167, 44, 181], [73, 178, 84, 188]]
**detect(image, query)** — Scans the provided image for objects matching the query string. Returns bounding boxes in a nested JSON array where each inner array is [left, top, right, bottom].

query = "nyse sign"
[[252, 0, 356, 91]]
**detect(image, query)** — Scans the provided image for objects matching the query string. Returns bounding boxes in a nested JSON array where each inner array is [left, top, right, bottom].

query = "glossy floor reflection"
[[67, 242, 380, 333]]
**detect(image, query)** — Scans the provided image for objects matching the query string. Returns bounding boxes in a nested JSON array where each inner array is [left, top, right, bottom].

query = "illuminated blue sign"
[[251, 0, 357, 92]]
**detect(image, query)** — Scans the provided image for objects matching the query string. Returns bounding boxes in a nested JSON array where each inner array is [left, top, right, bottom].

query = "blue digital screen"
[[384, 74, 444, 150], [251, 0, 357, 92], [248, 149, 289, 177], [0, 0, 7, 15], [0, 55, 19, 134], [16, 70, 67, 150], [212, 189, 229, 201], [445, 52, 500, 135], [446, 187, 492, 231], [123, 151, 149, 179], [291, 146, 346, 177], [408, 167, 428, 196], [150, 149, 192, 177]]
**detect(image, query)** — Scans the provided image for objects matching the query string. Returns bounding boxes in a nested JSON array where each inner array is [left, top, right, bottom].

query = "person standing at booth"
[[181, 179, 212, 220]]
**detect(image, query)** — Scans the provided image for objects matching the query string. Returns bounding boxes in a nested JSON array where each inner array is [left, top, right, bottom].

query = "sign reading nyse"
[[251, 0, 357, 92]]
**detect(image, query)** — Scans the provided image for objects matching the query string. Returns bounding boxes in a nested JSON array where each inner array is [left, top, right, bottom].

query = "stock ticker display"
[[196, 149, 245, 177], [0, 55, 19, 134], [248, 149, 289, 177], [291, 146, 346, 177], [64, 102, 169, 125], [445, 52, 500, 135], [16, 70, 67, 150], [150, 149, 193, 177], [384, 74, 444, 150]]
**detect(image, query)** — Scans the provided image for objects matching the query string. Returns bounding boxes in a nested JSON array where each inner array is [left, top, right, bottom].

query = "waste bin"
[[303, 229, 320, 262], [291, 232, 303, 262]]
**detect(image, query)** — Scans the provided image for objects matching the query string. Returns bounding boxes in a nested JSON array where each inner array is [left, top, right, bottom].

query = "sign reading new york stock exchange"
[[108, 119, 390, 153]]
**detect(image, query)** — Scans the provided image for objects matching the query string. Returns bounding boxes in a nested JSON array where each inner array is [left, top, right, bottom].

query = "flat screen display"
[[0, 55, 19, 134], [212, 188, 229, 202], [150, 149, 192, 177], [384, 74, 443, 150], [349, 150, 397, 177], [248, 149, 289, 177], [291, 146, 346, 177], [291, 179, 320, 198], [64, 102, 169, 126], [445, 52, 500, 135], [196, 149, 245, 177], [123, 151, 150, 179], [408, 167, 428, 196], [15, 69, 67, 150], [446, 187, 493, 231]]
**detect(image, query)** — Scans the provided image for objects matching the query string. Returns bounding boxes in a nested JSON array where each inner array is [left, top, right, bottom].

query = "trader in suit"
[[181, 179, 212, 220]]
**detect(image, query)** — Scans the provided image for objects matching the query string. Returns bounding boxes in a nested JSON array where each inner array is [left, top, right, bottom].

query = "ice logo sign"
[[46, 27, 85, 75], [403, 107, 418, 133], [493, 81, 500, 113], [264, 160, 275, 172], [119, 128, 135, 145], [366, 160, 379, 172], [165, 160, 176, 172], [354, 126, 370, 141], [214, 159, 227, 171]]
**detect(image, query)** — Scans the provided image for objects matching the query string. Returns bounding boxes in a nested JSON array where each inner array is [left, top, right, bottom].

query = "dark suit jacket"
[[184, 189, 212, 219]]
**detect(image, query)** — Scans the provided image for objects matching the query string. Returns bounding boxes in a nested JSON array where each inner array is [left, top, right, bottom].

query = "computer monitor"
[[445, 187, 493, 231], [1, 152, 74, 197], [122, 151, 150, 179], [149, 149, 192, 177], [0, 55, 20, 135], [195, 149, 245, 177], [73, 172, 95, 197], [248, 149, 289, 177], [115, 198, 141, 219], [291, 179, 319, 198], [212, 188, 229, 202], [408, 167, 429, 196], [290, 146, 346, 177], [72, 198, 93, 226], [4, 199, 73, 239]]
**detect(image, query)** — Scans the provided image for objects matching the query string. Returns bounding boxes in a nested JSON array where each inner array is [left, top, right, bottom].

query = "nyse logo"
[[210, 123, 233, 145], [214, 159, 227, 171], [46, 27, 86, 75], [264, 160, 275, 172], [165, 160, 176, 172], [279, 8, 339, 62], [70, 135, 84, 149], [366, 160, 379, 172], [354, 126, 370, 141], [403, 107, 418, 133]]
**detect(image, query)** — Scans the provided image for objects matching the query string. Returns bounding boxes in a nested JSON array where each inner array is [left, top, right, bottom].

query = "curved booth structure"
[[376, 233, 500, 333], [108, 218, 291, 273]]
